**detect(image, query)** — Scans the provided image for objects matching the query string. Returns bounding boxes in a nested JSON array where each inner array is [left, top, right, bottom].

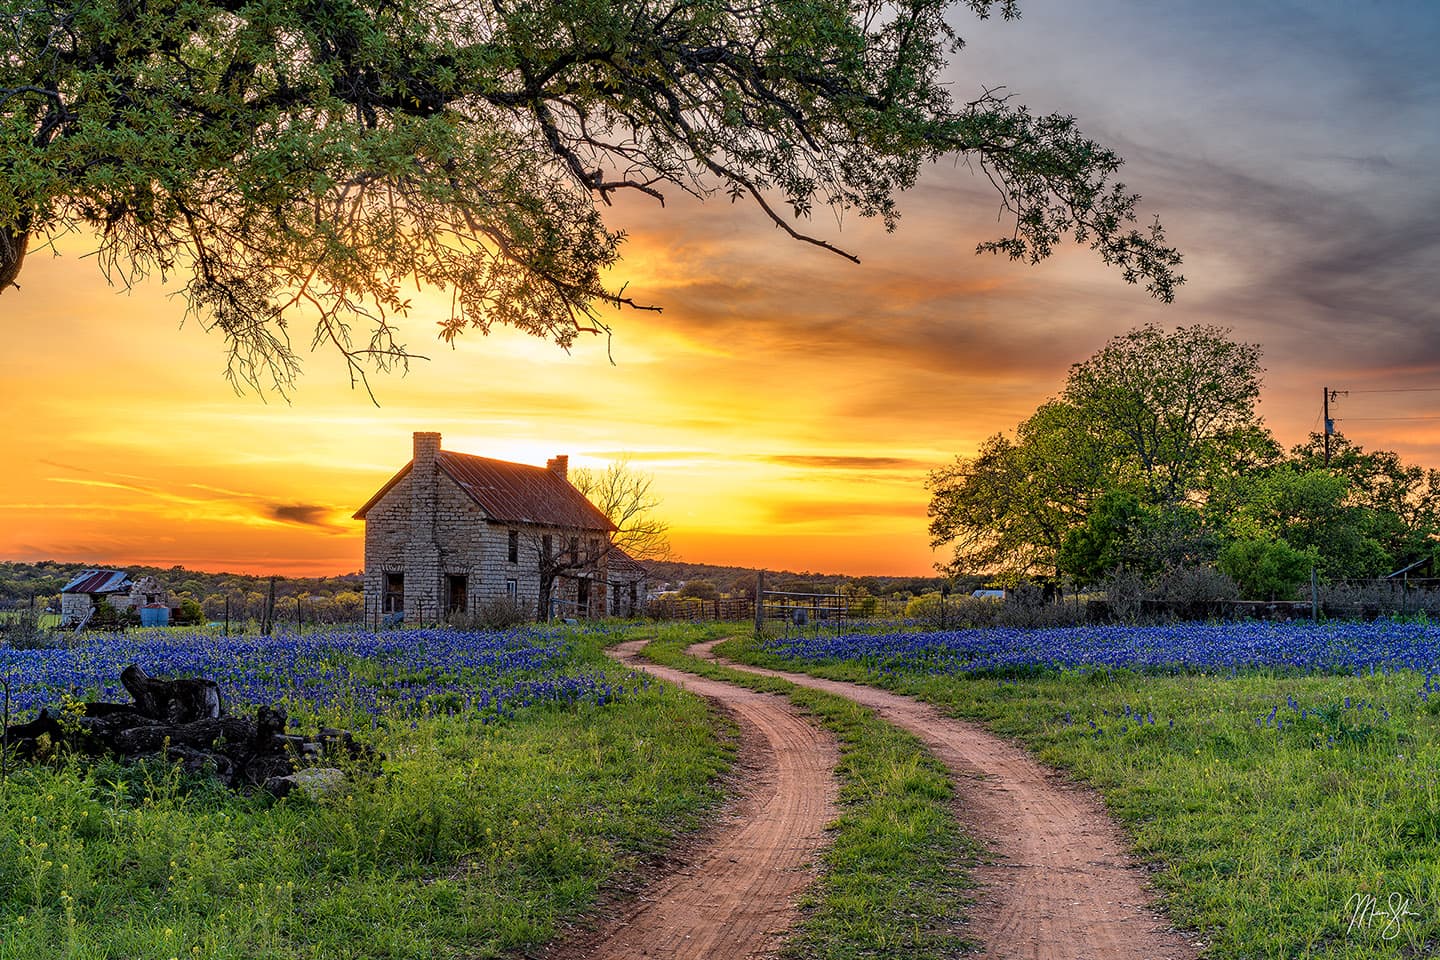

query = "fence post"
[[754, 570, 765, 638]]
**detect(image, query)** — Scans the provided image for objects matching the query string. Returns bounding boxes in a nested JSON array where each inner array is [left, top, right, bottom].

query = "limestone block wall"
[[361, 458, 610, 623], [60, 592, 93, 626]]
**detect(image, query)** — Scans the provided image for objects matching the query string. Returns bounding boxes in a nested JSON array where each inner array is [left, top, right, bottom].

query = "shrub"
[[448, 596, 530, 630]]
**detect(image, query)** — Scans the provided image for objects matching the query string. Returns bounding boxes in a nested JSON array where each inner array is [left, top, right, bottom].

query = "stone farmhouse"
[[355, 433, 647, 622], [60, 569, 171, 627]]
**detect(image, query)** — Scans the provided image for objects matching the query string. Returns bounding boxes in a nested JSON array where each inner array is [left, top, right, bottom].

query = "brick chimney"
[[546, 455, 569, 480]]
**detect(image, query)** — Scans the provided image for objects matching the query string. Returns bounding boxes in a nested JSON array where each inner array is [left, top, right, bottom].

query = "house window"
[[577, 577, 590, 610], [588, 537, 601, 561], [569, 536, 579, 560], [542, 535, 553, 560], [384, 573, 404, 613], [505, 579, 518, 600], [629, 583, 638, 611], [446, 574, 468, 615], [507, 529, 519, 563], [612, 583, 622, 613]]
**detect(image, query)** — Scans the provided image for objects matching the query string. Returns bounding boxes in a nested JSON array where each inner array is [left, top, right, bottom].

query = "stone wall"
[[361, 433, 616, 623]]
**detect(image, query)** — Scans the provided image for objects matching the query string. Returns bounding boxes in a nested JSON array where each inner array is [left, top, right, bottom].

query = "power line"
[[1339, 415, 1440, 422], [1347, 387, 1440, 395]]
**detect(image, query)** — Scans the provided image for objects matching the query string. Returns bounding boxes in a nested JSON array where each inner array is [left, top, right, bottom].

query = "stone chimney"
[[407, 432, 443, 622], [546, 455, 569, 480], [413, 432, 441, 471]]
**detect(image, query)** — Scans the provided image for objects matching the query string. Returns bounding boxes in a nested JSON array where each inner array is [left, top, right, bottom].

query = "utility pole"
[[1323, 387, 1348, 466], [1323, 386, 1333, 466]]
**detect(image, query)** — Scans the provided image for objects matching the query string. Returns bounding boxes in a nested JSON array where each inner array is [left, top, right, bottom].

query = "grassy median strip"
[[635, 622, 975, 960]]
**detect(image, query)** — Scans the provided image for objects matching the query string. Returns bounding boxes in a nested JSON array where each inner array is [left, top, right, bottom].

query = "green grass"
[[719, 633, 1440, 959], [634, 622, 974, 960], [0, 631, 731, 960]]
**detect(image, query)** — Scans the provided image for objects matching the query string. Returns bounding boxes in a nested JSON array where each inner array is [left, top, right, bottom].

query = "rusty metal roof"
[[61, 569, 132, 594], [354, 450, 616, 532], [606, 548, 648, 582]]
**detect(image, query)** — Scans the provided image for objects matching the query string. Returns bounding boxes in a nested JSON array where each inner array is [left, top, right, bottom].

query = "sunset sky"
[[3, 1, 1440, 578]]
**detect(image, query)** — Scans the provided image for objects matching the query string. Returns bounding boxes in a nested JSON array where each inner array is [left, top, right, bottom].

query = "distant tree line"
[[0, 561, 364, 624], [928, 324, 1440, 601], [644, 561, 949, 602]]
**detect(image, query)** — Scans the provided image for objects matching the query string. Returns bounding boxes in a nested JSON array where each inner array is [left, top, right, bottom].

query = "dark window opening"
[[384, 573, 405, 613], [629, 583, 638, 610], [577, 578, 590, 610], [569, 536, 580, 561], [612, 583, 622, 613], [542, 535, 553, 560], [588, 537, 601, 562], [507, 529, 519, 563], [447, 574, 468, 615]]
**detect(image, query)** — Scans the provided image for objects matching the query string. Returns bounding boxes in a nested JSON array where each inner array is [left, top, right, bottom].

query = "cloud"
[[265, 503, 347, 532], [767, 499, 928, 525], [764, 455, 932, 471]]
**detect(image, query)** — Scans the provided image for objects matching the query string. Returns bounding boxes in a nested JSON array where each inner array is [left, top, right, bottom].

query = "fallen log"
[[1, 666, 374, 795]]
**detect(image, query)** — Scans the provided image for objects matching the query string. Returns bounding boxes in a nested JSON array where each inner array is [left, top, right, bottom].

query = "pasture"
[[722, 620, 1440, 957], [0, 626, 729, 959]]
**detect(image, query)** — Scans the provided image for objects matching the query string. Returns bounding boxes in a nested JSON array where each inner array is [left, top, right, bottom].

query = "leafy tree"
[[1062, 324, 1266, 504], [0, 0, 1181, 394], [1290, 433, 1440, 569], [678, 580, 719, 601], [175, 596, 205, 626], [1056, 489, 1150, 586], [1217, 537, 1315, 602], [1223, 466, 1390, 581], [931, 325, 1262, 580], [927, 400, 1105, 579]]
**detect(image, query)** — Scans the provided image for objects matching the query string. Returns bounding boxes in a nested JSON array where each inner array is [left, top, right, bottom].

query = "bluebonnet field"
[[0, 625, 646, 724], [761, 620, 1440, 678]]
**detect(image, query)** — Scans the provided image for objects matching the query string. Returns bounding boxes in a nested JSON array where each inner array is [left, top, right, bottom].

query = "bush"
[[1152, 564, 1240, 605], [175, 597, 205, 626], [447, 596, 530, 629], [1218, 537, 1314, 601], [904, 589, 1086, 630]]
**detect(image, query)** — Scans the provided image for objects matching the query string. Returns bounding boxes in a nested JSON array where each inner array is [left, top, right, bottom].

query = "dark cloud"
[[266, 504, 346, 532]]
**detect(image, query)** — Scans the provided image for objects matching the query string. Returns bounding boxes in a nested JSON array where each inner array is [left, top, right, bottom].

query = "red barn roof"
[[61, 569, 132, 594], [354, 450, 615, 532]]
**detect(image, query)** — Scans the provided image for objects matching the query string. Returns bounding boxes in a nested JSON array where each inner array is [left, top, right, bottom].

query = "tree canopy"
[[928, 325, 1440, 596], [0, 0, 1181, 393]]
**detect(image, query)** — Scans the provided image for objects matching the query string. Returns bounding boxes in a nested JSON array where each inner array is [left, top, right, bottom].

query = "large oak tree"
[[0, 0, 1181, 394]]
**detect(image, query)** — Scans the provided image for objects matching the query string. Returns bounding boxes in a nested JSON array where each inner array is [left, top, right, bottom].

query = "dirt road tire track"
[[694, 640, 1200, 960], [550, 639, 839, 960]]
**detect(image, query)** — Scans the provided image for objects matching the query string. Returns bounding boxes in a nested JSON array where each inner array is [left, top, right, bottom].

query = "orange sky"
[[4, 180, 1435, 579], [4, 3, 1439, 578]]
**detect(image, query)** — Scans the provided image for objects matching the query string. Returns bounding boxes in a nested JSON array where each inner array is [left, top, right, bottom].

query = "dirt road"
[[693, 640, 1200, 960], [557, 639, 838, 960]]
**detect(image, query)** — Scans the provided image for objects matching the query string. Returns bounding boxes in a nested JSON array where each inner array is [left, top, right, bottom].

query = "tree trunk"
[[0, 226, 27, 292]]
